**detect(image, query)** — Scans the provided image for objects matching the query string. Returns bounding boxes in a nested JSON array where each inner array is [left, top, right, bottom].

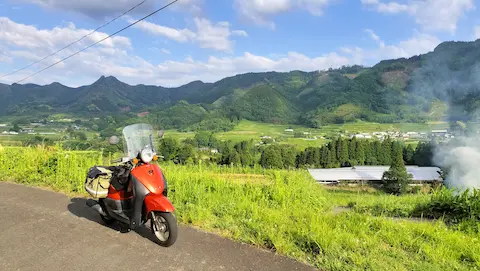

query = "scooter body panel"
[[130, 164, 165, 194], [101, 197, 133, 225], [90, 163, 171, 230], [144, 194, 175, 215]]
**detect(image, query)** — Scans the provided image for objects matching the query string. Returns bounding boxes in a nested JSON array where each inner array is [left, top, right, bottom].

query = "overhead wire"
[[14, 0, 179, 84], [1, 0, 151, 80]]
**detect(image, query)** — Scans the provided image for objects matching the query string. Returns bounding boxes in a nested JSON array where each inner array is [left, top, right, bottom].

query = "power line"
[[0, 0, 149, 80], [14, 0, 179, 84]]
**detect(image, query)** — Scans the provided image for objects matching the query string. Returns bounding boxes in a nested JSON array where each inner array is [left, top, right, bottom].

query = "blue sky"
[[0, 0, 479, 87]]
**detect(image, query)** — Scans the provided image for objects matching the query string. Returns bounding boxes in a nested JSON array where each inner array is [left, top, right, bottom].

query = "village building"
[[308, 166, 441, 185]]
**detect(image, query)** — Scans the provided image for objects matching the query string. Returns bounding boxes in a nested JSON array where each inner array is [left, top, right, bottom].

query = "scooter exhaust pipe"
[[86, 199, 107, 217]]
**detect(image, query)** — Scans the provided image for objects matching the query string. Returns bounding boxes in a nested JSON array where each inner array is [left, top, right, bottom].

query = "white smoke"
[[408, 40, 480, 192], [434, 137, 480, 191]]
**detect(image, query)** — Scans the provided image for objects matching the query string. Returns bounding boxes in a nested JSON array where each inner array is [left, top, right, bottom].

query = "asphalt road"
[[0, 182, 317, 271]]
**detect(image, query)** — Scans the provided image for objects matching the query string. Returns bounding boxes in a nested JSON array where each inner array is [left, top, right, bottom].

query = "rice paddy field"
[[1, 145, 479, 270], [162, 120, 448, 150], [0, 120, 447, 151]]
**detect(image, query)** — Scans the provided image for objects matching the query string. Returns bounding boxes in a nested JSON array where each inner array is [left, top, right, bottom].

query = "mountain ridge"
[[2, 39, 480, 129]]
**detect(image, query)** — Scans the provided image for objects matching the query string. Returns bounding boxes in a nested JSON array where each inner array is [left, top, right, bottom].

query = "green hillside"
[[2, 40, 480, 130]]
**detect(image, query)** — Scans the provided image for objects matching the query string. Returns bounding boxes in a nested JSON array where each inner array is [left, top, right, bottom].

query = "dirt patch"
[[381, 71, 410, 89], [323, 185, 378, 193]]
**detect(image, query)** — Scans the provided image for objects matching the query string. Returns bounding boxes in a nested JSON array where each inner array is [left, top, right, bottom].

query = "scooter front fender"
[[145, 194, 175, 216]]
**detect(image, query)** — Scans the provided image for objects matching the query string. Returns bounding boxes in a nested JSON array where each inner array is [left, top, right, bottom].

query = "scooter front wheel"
[[150, 211, 177, 247]]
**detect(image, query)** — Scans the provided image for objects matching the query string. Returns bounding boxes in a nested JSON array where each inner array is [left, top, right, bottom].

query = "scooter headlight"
[[140, 148, 154, 163]]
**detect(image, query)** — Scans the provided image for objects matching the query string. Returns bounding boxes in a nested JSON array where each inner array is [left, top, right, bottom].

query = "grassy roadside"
[[0, 146, 479, 270]]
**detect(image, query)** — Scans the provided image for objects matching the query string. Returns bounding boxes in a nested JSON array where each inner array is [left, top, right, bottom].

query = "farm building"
[[431, 130, 448, 137], [308, 166, 441, 185]]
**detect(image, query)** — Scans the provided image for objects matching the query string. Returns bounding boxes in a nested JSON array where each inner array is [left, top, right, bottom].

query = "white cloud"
[[130, 17, 248, 52], [165, 0, 203, 15], [0, 17, 131, 50], [361, 0, 410, 13], [344, 30, 440, 64], [474, 26, 480, 40], [364, 29, 385, 48], [19, 0, 157, 19], [194, 18, 237, 52], [298, 0, 331, 15], [0, 54, 12, 64], [21, 0, 205, 19], [0, 17, 441, 88], [128, 19, 196, 43], [362, 0, 475, 34], [234, 0, 332, 28], [161, 48, 171, 54], [232, 30, 248, 37], [0, 15, 353, 86]]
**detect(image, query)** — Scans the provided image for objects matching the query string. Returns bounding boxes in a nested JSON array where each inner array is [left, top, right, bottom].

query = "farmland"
[[1, 146, 479, 270], [0, 119, 449, 150], [162, 120, 447, 150]]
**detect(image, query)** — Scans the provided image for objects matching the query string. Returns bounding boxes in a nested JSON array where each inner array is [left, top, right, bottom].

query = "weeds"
[[1, 146, 480, 270], [413, 188, 480, 227]]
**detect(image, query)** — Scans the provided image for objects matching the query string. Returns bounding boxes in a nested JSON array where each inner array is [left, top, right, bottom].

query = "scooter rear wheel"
[[150, 212, 177, 247]]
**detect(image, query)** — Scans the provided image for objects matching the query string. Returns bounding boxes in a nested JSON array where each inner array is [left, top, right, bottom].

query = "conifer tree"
[[260, 145, 283, 169], [355, 139, 366, 165], [381, 142, 413, 195]]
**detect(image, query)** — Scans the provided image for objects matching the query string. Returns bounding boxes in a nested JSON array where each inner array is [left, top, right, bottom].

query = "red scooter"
[[85, 123, 177, 247]]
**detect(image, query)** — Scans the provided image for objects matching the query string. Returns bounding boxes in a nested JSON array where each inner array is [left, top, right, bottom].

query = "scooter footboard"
[[144, 194, 175, 216]]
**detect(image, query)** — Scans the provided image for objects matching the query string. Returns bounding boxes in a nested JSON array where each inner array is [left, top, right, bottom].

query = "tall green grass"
[[1, 146, 479, 270]]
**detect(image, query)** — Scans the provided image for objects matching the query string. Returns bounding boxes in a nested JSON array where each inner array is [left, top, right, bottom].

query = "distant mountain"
[[3, 39, 480, 129]]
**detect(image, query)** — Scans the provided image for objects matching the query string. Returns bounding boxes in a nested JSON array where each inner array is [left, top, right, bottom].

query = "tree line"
[[156, 131, 435, 169]]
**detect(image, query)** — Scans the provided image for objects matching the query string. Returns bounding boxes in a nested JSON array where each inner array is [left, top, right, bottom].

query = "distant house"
[[431, 130, 448, 137], [137, 112, 150, 118], [284, 129, 294, 132], [355, 134, 365, 139], [199, 147, 219, 154]]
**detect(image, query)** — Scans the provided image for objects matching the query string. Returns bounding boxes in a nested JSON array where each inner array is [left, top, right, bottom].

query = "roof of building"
[[308, 166, 441, 182]]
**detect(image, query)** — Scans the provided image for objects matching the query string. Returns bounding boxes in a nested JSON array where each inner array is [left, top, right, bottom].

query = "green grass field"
[[1, 146, 479, 270], [165, 120, 446, 149], [0, 120, 446, 150]]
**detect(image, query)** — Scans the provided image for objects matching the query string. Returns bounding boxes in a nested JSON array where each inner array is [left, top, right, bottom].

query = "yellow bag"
[[85, 167, 113, 198]]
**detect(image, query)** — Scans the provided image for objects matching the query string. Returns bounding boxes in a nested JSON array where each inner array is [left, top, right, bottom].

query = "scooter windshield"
[[122, 123, 156, 160]]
